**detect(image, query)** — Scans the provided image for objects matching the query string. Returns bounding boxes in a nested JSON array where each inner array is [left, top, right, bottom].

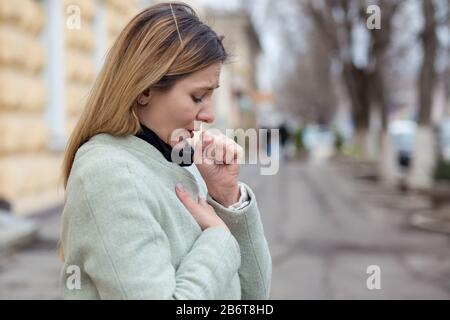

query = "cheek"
[[167, 95, 197, 124]]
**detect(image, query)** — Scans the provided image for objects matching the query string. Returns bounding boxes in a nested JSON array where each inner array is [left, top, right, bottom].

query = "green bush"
[[293, 127, 304, 151], [341, 145, 363, 157], [333, 127, 345, 152], [433, 158, 450, 181]]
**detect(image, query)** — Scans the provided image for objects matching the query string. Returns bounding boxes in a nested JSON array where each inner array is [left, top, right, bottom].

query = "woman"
[[59, 2, 271, 300]]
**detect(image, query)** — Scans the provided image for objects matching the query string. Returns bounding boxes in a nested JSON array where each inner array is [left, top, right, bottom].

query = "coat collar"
[[135, 123, 194, 167]]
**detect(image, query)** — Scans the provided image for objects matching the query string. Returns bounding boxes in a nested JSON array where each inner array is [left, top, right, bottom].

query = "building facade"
[[0, 0, 260, 216], [0, 0, 139, 215]]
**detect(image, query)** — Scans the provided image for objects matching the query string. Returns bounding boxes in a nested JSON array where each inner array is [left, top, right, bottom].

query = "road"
[[244, 160, 450, 299]]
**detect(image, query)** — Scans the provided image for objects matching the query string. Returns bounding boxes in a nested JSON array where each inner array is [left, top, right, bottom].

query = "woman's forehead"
[[182, 63, 222, 89]]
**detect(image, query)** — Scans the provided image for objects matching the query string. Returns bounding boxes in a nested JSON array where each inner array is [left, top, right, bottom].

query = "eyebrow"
[[193, 84, 220, 91]]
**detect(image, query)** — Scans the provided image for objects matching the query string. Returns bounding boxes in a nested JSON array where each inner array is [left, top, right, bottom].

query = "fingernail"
[[175, 183, 184, 192]]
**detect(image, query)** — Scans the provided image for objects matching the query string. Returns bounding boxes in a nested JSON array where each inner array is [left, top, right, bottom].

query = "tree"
[[301, 0, 403, 157], [276, 29, 337, 126], [408, 0, 446, 189]]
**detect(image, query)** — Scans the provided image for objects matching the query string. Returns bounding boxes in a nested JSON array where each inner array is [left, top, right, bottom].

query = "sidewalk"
[[0, 206, 62, 299], [0, 210, 39, 253]]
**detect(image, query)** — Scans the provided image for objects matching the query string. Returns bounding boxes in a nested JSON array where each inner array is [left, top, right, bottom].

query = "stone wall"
[[0, 0, 139, 215]]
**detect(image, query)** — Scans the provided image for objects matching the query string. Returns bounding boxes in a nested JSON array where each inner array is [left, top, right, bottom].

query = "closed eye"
[[192, 96, 203, 103]]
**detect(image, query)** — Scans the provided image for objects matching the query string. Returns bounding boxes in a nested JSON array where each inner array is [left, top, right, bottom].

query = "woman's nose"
[[197, 106, 215, 124]]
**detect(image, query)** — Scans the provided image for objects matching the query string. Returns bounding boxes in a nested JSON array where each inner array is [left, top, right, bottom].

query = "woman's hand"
[[194, 131, 244, 207], [175, 183, 228, 231]]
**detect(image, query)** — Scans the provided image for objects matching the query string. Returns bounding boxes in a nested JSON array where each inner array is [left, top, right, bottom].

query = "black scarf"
[[135, 124, 194, 167]]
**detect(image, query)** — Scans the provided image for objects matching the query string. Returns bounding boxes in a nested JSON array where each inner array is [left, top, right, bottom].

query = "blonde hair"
[[59, 2, 227, 261]]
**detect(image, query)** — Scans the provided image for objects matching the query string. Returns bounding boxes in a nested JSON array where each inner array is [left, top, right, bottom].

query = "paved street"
[[1, 159, 450, 299], [246, 160, 450, 299]]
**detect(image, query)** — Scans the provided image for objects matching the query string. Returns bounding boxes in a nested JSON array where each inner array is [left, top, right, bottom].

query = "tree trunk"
[[417, 0, 438, 126], [378, 131, 401, 185], [408, 126, 436, 189], [342, 63, 372, 156], [371, 70, 393, 180], [409, 0, 438, 190], [352, 129, 371, 158]]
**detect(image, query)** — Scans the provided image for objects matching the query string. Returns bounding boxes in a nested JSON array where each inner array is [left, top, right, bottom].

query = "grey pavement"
[[0, 159, 450, 299], [0, 211, 39, 253], [244, 160, 450, 299], [0, 207, 62, 299]]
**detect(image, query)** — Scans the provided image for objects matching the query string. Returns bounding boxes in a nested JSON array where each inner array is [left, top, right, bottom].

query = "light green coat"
[[60, 133, 272, 299]]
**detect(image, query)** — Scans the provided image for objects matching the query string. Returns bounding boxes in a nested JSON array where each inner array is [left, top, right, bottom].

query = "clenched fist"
[[193, 131, 244, 207]]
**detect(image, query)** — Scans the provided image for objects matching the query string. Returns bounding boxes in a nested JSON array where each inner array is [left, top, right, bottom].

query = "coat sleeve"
[[207, 183, 272, 300], [62, 159, 241, 299]]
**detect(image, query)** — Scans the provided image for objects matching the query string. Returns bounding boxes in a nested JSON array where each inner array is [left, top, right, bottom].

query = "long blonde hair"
[[59, 2, 228, 261]]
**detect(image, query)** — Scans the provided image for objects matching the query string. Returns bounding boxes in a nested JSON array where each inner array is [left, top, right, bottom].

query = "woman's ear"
[[137, 89, 151, 106]]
